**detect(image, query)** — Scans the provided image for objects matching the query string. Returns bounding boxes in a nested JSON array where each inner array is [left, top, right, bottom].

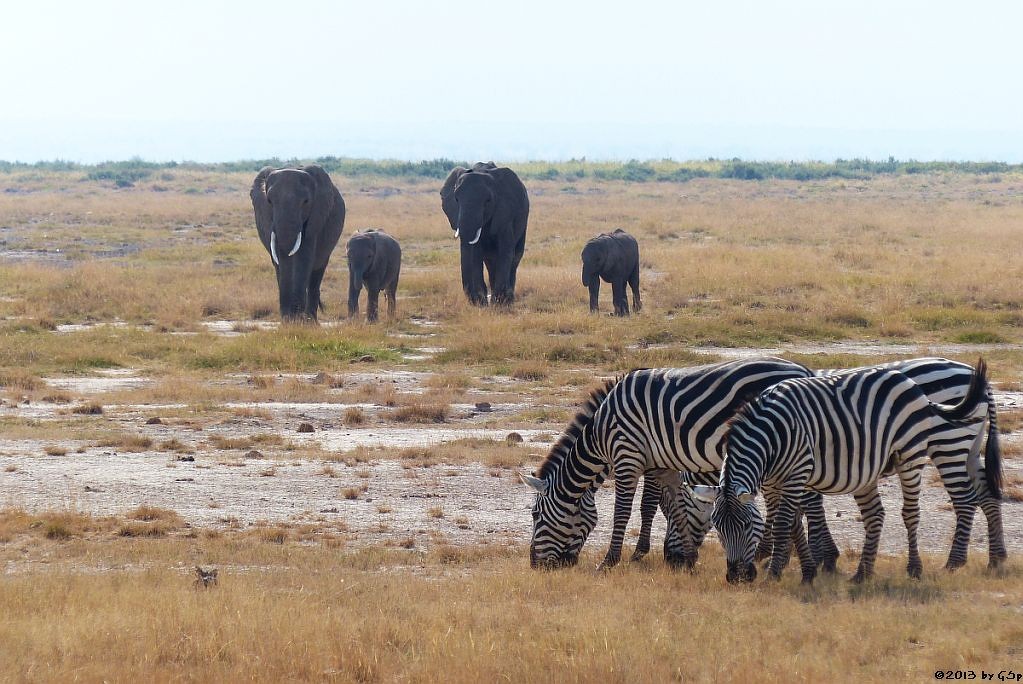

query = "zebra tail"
[[933, 357, 987, 424], [984, 383, 1003, 500]]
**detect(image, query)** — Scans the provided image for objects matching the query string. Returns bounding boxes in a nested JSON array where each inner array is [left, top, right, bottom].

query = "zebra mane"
[[535, 375, 620, 479]]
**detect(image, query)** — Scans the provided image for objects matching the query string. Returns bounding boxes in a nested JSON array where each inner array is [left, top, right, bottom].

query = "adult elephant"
[[581, 228, 641, 316], [251, 165, 345, 321], [440, 163, 529, 305]]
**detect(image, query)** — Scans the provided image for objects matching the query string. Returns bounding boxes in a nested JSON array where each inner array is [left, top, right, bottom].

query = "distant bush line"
[[0, 156, 1019, 185]]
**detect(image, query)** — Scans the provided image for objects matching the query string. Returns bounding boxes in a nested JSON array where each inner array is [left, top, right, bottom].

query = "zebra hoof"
[[907, 564, 923, 580], [944, 559, 966, 572], [849, 568, 872, 584], [629, 550, 648, 563], [664, 553, 693, 570]]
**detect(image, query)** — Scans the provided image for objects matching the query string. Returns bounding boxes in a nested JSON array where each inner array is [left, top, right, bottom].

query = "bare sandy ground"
[[1, 350, 1020, 569]]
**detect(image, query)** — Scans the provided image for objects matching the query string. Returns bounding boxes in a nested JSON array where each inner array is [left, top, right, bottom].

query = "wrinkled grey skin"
[[251, 165, 345, 321], [440, 162, 529, 306], [581, 228, 641, 316], [346, 229, 401, 322]]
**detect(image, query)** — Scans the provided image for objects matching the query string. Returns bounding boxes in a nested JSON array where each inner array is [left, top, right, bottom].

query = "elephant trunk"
[[455, 204, 486, 246], [348, 264, 365, 318], [582, 263, 599, 288], [275, 221, 312, 321]]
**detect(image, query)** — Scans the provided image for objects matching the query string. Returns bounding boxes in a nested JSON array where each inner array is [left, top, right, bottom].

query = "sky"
[[2, 0, 1022, 163]]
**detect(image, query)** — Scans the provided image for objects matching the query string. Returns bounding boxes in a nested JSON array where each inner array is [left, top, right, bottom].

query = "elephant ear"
[[301, 165, 339, 236], [251, 166, 275, 249], [440, 166, 468, 231]]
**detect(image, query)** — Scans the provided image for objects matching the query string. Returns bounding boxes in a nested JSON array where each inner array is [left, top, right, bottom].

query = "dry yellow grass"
[[0, 507, 1019, 682]]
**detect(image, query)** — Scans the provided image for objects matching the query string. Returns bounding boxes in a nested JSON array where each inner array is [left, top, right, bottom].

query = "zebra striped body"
[[523, 357, 813, 570], [699, 360, 990, 584]]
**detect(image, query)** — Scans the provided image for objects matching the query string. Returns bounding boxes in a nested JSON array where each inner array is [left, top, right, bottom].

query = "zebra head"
[[693, 483, 763, 583], [522, 473, 587, 570]]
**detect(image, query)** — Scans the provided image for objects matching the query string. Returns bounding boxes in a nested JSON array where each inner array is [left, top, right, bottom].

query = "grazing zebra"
[[522, 357, 813, 570], [695, 359, 991, 584], [648, 357, 1005, 571], [521, 376, 617, 568]]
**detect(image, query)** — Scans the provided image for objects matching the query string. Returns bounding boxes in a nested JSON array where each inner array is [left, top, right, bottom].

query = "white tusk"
[[467, 227, 483, 245], [453, 228, 460, 239], [270, 232, 279, 265], [288, 231, 302, 257]]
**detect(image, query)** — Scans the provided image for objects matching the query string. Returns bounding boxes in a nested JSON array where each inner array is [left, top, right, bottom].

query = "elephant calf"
[[346, 229, 401, 322], [581, 228, 641, 316]]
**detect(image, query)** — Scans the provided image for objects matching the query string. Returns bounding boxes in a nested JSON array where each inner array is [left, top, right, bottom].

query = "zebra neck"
[[550, 435, 607, 502]]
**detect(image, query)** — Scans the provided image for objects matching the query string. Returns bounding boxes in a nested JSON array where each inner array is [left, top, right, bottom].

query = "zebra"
[[646, 357, 1004, 572], [522, 357, 814, 570], [694, 359, 991, 584]]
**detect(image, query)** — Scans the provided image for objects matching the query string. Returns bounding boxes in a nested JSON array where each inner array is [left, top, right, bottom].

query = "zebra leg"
[[756, 488, 780, 564], [662, 480, 693, 568], [851, 486, 885, 583], [599, 466, 641, 570], [932, 462, 978, 571], [897, 467, 924, 579], [630, 474, 660, 562], [767, 495, 799, 580], [790, 508, 817, 584], [803, 490, 840, 573], [658, 475, 697, 570], [979, 493, 1007, 569]]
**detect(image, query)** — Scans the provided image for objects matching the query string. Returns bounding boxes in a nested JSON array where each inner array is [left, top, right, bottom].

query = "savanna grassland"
[[1, 161, 1023, 682]]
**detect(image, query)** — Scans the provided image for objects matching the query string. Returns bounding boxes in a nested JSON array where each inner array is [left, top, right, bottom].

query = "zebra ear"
[[519, 472, 549, 495], [691, 485, 720, 504]]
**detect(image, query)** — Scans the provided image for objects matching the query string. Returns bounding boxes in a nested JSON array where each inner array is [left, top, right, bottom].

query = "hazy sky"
[[3, 0, 1022, 162]]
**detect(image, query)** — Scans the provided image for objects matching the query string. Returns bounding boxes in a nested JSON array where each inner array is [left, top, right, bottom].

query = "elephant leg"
[[628, 265, 641, 312], [366, 288, 380, 323], [490, 252, 514, 305], [611, 280, 629, 316], [588, 280, 601, 313], [508, 223, 526, 300], [386, 280, 398, 319], [483, 257, 495, 299], [306, 266, 327, 321]]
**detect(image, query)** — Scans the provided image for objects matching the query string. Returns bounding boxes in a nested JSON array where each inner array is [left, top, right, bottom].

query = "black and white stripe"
[[697, 359, 991, 584], [523, 357, 813, 570]]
